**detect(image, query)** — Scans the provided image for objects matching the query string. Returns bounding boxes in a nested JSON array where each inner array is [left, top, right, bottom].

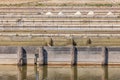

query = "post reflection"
[[71, 66, 77, 80], [103, 66, 108, 80], [38, 66, 109, 80], [39, 66, 48, 80], [34, 65, 39, 80], [16, 65, 120, 80], [17, 66, 27, 80]]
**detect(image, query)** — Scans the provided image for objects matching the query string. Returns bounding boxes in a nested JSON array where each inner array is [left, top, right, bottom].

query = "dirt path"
[[0, 0, 119, 7], [0, 0, 39, 4]]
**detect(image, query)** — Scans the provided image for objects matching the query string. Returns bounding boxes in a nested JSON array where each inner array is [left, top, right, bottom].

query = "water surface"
[[0, 65, 120, 80]]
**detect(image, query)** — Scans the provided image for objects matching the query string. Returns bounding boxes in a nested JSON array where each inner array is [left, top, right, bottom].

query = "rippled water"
[[0, 65, 120, 80]]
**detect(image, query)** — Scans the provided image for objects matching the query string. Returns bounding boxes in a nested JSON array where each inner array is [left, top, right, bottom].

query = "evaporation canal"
[[0, 65, 120, 80]]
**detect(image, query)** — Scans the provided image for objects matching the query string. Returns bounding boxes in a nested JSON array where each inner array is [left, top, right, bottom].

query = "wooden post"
[[17, 47, 27, 66], [34, 53, 39, 65], [71, 46, 75, 65], [48, 38, 53, 47], [102, 47, 105, 65], [39, 47, 44, 66], [17, 47, 23, 66], [102, 47, 108, 65]]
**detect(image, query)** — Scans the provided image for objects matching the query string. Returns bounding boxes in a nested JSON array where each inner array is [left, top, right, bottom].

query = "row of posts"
[[17, 46, 108, 66]]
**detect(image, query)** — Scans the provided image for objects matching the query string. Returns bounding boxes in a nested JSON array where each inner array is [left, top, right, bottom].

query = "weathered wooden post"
[[39, 47, 44, 65], [17, 47, 23, 66], [48, 38, 53, 46], [34, 53, 39, 65], [102, 47, 108, 65], [17, 47, 27, 66], [71, 46, 75, 65], [102, 47, 106, 65]]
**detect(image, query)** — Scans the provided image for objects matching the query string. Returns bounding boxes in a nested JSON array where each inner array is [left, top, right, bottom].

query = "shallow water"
[[0, 65, 120, 80]]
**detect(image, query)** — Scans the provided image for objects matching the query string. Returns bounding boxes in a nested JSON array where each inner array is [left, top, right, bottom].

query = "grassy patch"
[[84, 3, 113, 7], [0, 2, 118, 7], [0, 37, 120, 46]]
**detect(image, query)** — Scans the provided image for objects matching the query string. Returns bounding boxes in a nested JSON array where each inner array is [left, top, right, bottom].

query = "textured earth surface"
[[0, 0, 119, 6], [0, 0, 39, 4]]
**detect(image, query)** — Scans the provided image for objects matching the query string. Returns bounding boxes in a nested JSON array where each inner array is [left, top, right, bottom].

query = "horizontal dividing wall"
[[0, 46, 39, 65], [76, 47, 103, 65], [39, 46, 105, 65], [39, 46, 120, 65], [1, 46, 120, 65], [108, 47, 120, 64], [0, 46, 18, 64], [43, 46, 72, 65]]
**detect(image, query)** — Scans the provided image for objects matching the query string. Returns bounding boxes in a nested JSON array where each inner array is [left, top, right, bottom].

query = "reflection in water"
[[34, 66, 39, 80], [17, 66, 27, 80], [103, 66, 108, 80], [0, 65, 120, 80]]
